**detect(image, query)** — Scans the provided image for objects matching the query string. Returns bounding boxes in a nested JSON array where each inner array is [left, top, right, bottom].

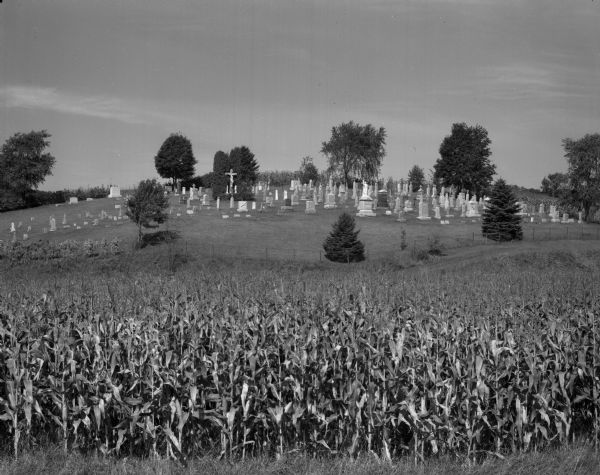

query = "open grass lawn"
[[2, 196, 600, 473], [1, 193, 599, 261]]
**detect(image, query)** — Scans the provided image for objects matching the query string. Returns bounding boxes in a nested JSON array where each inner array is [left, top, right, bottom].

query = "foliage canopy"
[[321, 121, 386, 185], [126, 179, 169, 246], [434, 123, 495, 196], [407, 165, 425, 192], [0, 130, 55, 194], [298, 156, 319, 184], [211, 146, 259, 200], [562, 133, 600, 221], [154, 133, 196, 186]]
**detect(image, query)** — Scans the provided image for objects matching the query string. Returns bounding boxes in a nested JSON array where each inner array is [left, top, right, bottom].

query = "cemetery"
[[1, 176, 598, 264], [2, 146, 600, 474], [2, 2, 600, 472]]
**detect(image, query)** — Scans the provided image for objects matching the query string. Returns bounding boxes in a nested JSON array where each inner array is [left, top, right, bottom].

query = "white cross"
[[225, 168, 237, 191]]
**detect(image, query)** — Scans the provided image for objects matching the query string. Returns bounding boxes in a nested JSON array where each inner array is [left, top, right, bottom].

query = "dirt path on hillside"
[[417, 239, 600, 272]]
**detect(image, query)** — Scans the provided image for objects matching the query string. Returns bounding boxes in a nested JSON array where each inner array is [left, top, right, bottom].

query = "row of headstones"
[[6, 206, 128, 242]]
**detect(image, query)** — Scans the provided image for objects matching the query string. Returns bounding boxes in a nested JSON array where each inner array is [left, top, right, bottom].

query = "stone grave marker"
[[69, 197, 78, 204], [108, 186, 121, 198], [305, 200, 316, 214], [237, 201, 248, 212], [356, 182, 376, 217]]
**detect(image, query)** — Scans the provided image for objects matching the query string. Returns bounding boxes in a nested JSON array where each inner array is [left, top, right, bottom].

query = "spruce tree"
[[482, 178, 523, 242], [323, 212, 365, 263]]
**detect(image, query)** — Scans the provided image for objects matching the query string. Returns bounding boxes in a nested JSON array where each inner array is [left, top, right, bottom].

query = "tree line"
[[2, 125, 600, 222]]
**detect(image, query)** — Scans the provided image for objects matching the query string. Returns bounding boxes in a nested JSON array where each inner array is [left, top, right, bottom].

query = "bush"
[[323, 212, 365, 263], [126, 179, 169, 246]]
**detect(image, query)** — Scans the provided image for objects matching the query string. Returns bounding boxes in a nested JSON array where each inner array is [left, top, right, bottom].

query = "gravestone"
[[49, 217, 56, 232], [376, 190, 389, 209], [324, 192, 336, 209], [108, 186, 121, 198], [266, 195, 274, 207], [237, 201, 248, 212], [356, 182, 376, 217], [305, 200, 316, 214], [417, 199, 431, 220], [69, 197, 78, 204], [466, 199, 480, 218], [291, 190, 300, 206], [230, 196, 235, 209], [284, 198, 292, 207]]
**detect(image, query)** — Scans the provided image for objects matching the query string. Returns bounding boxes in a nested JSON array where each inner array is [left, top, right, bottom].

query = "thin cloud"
[[0, 86, 148, 124], [478, 63, 590, 100]]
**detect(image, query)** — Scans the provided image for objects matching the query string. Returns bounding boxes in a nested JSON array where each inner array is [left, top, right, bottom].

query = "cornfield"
[[0, 258, 599, 462]]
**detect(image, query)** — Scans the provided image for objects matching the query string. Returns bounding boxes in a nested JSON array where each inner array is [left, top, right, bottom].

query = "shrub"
[[323, 212, 365, 263], [126, 179, 169, 246]]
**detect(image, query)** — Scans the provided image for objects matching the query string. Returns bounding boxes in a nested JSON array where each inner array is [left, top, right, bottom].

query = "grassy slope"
[[1, 194, 599, 262]]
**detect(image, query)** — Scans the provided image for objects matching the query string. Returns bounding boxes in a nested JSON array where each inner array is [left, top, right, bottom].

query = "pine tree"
[[323, 212, 365, 263], [482, 178, 523, 242]]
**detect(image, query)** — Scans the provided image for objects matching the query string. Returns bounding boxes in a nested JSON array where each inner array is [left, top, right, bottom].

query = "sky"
[[1, 0, 599, 190]]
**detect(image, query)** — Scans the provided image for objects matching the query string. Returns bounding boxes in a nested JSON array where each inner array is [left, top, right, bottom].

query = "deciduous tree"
[[434, 123, 495, 196], [407, 165, 425, 192], [562, 133, 600, 221], [541, 172, 569, 198], [154, 133, 196, 187], [126, 179, 169, 246], [0, 130, 55, 195], [321, 121, 386, 185], [298, 156, 319, 184]]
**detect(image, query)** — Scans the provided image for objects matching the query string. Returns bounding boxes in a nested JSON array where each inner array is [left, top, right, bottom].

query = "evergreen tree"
[[211, 150, 230, 198], [323, 212, 365, 263], [482, 179, 523, 242]]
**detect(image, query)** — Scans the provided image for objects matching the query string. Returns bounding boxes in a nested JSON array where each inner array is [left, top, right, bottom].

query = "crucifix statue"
[[225, 168, 237, 194]]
